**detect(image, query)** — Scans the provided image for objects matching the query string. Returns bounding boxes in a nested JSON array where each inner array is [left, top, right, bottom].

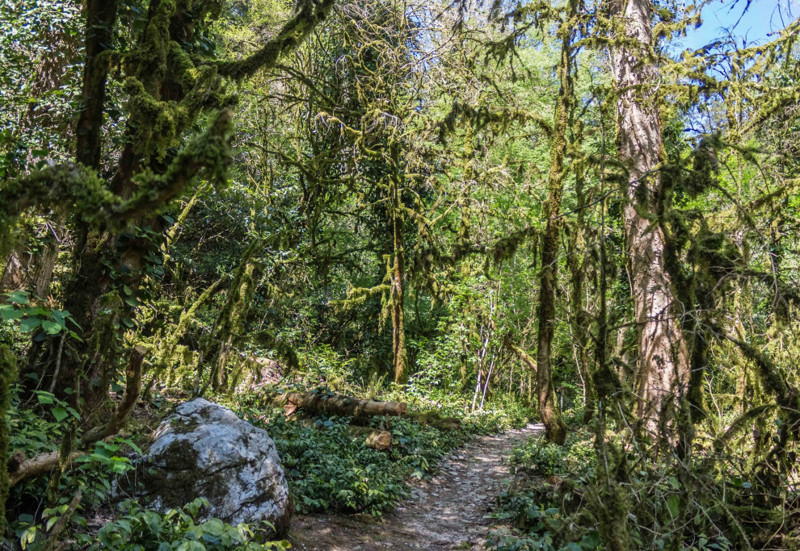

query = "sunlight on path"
[[291, 423, 545, 550]]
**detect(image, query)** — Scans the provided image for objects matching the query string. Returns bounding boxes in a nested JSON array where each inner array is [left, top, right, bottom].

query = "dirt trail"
[[290, 423, 544, 550]]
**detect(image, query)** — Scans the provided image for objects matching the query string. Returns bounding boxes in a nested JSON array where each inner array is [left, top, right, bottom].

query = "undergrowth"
[[487, 419, 798, 551], [6, 355, 535, 549], [233, 385, 533, 516]]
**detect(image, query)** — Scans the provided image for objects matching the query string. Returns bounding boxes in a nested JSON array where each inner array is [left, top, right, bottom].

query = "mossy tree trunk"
[[0, 347, 18, 532], [51, 0, 119, 408], [534, 3, 575, 445], [611, 0, 690, 432], [567, 171, 595, 423], [390, 161, 408, 385]]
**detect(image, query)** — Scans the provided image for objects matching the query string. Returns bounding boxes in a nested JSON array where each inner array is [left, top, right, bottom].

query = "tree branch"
[[217, 0, 336, 81]]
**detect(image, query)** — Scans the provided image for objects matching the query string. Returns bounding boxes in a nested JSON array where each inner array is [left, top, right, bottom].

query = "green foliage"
[[508, 431, 594, 478], [0, 291, 80, 340], [231, 379, 533, 518], [8, 388, 76, 456], [92, 498, 289, 550], [11, 435, 142, 550], [487, 507, 602, 551], [490, 427, 753, 551], [0, 0, 81, 179], [235, 400, 408, 516]]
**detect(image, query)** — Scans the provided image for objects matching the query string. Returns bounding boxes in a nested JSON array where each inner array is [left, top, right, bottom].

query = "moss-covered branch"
[[217, 0, 336, 81], [0, 110, 233, 240]]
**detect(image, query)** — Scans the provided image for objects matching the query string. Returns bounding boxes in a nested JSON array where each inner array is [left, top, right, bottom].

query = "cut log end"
[[365, 430, 392, 451]]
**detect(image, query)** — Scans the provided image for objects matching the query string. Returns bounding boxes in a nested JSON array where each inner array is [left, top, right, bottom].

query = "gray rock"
[[142, 398, 290, 534]]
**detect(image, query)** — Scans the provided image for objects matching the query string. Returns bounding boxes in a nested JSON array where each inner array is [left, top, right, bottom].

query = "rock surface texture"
[[143, 398, 290, 534]]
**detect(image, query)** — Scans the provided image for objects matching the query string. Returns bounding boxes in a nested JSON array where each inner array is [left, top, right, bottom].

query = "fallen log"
[[274, 389, 461, 432], [278, 391, 407, 419]]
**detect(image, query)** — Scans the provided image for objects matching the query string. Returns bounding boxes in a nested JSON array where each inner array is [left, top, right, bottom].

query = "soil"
[[290, 423, 544, 550]]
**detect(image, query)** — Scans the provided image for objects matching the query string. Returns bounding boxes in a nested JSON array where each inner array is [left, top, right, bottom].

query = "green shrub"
[[91, 498, 289, 550], [380, 416, 467, 478], [508, 430, 594, 478]]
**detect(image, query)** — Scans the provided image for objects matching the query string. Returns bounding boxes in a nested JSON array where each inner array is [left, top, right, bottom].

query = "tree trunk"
[[611, 0, 690, 431], [534, 12, 573, 445], [1, 234, 58, 297], [390, 164, 408, 384], [49, 0, 119, 406], [568, 172, 595, 422]]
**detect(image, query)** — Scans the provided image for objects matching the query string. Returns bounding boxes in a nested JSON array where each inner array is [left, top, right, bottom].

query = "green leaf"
[[45, 516, 58, 531], [7, 290, 29, 304], [176, 540, 205, 551], [52, 407, 68, 422], [581, 530, 602, 549], [666, 494, 680, 518], [36, 391, 55, 405], [41, 320, 63, 335], [667, 476, 680, 490], [0, 304, 20, 321], [20, 526, 37, 550], [19, 317, 41, 332], [52, 310, 65, 326]]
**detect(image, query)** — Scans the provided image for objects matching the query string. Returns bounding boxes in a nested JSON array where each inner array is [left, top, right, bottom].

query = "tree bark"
[[611, 0, 690, 431], [53, 0, 119, 406], [567, 173, 595, 422], [390, 150, 408, 384], [534, 9, 573, 445], [75, 0, 118, 169]]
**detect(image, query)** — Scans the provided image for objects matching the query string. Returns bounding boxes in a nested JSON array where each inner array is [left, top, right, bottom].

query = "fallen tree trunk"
[[279, 391, 407, 419], [275, 390, 461, 432]]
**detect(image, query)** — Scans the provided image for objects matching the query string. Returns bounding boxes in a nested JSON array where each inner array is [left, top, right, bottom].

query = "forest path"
[[290, 423, 544, 550]]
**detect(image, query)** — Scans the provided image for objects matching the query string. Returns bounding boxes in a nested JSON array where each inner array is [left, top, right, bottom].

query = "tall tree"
[[610, 0, 690, 431], [534, 0, 577, 444]]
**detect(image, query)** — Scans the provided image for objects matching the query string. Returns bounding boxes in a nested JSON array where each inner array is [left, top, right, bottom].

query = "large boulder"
[[142, 398, 290, 534]]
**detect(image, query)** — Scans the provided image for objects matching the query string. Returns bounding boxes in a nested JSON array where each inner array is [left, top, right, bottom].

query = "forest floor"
[[290, 423, 544, 550]]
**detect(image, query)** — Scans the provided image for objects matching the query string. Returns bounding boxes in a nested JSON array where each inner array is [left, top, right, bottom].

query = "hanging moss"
[[154, 278, 222, 384]]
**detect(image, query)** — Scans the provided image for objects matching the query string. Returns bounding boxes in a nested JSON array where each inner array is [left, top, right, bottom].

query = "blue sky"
[[678, 0, 796, 51]]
